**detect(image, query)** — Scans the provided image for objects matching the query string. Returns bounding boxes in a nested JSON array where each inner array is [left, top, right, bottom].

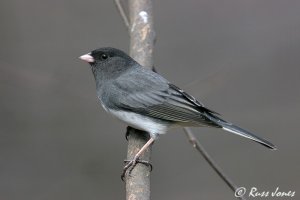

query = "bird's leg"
[[121, 137, 155, 180]]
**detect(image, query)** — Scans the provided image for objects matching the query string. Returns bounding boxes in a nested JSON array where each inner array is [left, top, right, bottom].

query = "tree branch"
[[184, 128, 247, 200], [115, 0, 155, 200], [125, 127, 151, 200]]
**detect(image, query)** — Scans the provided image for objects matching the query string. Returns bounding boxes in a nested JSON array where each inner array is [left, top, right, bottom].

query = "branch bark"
[[125, 1, 155, 200]]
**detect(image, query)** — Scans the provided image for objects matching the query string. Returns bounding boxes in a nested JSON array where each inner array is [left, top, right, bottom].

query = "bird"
[[79, 47, 276, 176]]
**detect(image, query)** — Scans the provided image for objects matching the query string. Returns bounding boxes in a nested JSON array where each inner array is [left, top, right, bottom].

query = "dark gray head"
[[79, 47, 137, 82]]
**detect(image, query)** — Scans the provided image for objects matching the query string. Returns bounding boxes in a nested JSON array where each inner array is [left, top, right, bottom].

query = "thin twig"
[[184, 128, 247, 200], [114, 0, 130, 30], [114, 1, 245, 199]]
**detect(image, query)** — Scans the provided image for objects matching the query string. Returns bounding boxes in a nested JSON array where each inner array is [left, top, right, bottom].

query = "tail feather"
[[221, 123, 276, 150], [205, 113, 277, 150]]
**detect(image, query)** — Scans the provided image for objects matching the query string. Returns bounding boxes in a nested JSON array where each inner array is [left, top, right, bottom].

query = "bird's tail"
[[205, 113, 277, 150]]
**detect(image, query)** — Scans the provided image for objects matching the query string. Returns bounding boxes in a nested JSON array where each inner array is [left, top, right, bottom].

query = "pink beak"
[[79, 53, 95, 63]]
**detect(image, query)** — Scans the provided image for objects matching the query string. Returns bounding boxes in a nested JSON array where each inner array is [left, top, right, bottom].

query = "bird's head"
[[79, 47, 136, 80]]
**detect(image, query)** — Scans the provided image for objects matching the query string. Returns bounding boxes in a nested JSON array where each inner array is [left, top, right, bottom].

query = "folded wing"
[[109, 67, 220, 127]]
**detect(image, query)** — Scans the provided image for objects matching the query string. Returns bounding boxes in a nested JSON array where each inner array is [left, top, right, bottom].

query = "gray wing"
[[107, 67, 220, 127]]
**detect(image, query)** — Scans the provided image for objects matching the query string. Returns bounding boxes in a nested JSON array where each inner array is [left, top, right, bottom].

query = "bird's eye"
[[101, 53, 108, 60]]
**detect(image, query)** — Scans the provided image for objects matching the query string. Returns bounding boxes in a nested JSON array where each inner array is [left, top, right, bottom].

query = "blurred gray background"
[[0, 0, 299, 199]]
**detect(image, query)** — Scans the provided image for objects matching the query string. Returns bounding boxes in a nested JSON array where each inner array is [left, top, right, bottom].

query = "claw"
[[121, 159, 152, 181], [121, 137, 155, 181], [121, 159, 135, 181], [124, 159, 153, 171]]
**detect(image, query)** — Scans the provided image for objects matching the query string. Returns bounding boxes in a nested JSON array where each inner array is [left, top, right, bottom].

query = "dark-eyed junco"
[[79, 47, 276, 174]]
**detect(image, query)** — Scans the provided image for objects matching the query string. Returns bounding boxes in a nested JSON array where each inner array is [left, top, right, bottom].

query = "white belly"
[[108, 109, 170, 138]]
